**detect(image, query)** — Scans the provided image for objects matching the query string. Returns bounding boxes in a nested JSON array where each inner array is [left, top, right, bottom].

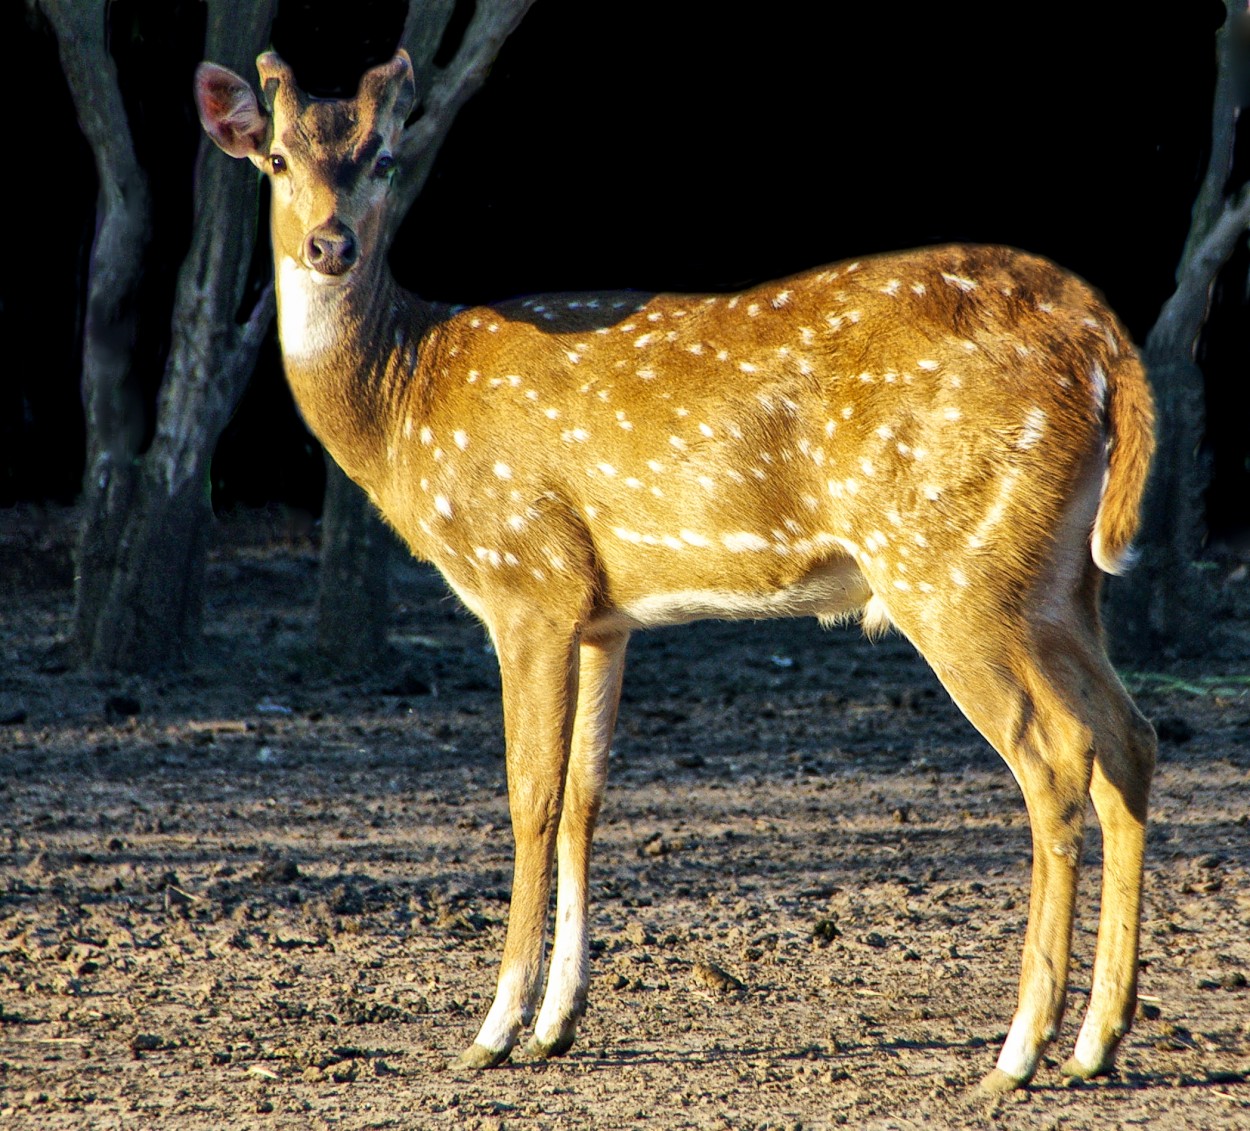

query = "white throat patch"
[[277, 256, 343, 362]]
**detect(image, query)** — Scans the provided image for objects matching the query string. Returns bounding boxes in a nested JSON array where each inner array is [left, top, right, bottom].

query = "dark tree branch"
[[1179, 0, 1250, 279], [1149, 183, 1250, 361], [388, 0, 537, 234], [399, 0, 456, 102]]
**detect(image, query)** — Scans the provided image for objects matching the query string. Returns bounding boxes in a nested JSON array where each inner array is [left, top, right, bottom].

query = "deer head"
[[195, 51, 415, 285]]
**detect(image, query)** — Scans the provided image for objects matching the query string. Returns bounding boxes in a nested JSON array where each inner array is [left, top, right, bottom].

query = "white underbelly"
[[593, 557, 870, 632]]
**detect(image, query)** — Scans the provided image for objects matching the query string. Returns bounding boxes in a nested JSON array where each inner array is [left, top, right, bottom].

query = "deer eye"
[[269, 154, 287, 175], [373, 153, 395, 177]]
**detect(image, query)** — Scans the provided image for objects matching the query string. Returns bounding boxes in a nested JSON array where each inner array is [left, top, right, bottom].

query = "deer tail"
[[1091, 343, 1155, 576]]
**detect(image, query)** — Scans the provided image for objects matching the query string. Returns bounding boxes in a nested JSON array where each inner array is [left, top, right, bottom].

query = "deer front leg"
[[458, 615, 581, 1069], [528, 630, 629, 1058]]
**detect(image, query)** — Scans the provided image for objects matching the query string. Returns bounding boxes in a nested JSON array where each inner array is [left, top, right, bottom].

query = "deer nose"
[[304, 221, 358, 276]]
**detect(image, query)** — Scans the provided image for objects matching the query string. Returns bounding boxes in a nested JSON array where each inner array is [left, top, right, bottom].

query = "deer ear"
[[358, 50, 416, 125], [195, 62, 268, 159]]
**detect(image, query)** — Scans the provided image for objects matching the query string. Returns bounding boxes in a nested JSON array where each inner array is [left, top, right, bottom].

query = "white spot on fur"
[[722, 532, 769, 552], [435, 495, 453, 519], [940, 271, 978, 292], [1017, 407, 1047, 450]]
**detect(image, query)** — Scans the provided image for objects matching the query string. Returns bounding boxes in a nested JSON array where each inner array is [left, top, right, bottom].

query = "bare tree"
[[313, 0, 537, 666], [45, 0, 277, 671], [36, 0, 151, 662], [1108, 0, 1250, 659]]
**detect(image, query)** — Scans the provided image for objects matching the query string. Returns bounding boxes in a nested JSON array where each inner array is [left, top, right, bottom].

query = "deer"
[[195, 49, 1158, 1094]]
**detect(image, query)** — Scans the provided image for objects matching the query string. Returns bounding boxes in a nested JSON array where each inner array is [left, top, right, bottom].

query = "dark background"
[[4, 2, 1245, 540]]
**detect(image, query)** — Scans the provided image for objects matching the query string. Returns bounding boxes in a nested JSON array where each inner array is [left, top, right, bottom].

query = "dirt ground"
[[1, 507, 1248, 1130]]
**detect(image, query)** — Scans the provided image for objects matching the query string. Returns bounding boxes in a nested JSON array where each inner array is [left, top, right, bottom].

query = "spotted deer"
[[196, 50, 1157, 1093]]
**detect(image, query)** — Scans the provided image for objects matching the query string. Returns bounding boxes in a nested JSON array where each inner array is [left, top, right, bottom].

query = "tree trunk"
[[70, 0, 276, 672], [316, 461, 394, 670], [1105, 0, 1250, 662], [38, 0, 151, 661], [1105, 356, 1211, 659], [312, 0, 536, 662]]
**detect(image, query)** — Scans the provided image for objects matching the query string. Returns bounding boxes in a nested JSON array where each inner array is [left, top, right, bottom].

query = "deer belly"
[[595, 555, 870, 631]]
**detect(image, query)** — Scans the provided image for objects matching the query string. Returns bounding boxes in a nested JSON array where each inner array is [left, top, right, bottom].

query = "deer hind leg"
[[458, 611, 582, 1069], [894, 602, 1105, 1093], [1062, 655, 1155, 1081], [528, 629, 629, 1058]]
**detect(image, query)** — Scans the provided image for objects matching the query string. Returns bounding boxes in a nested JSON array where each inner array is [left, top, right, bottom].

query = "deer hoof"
[[1058, 1055, 1103, 1083], [525, 1032, 576, 1059], [455, 1042, 511, 1070], [975, 1067, 1027, 1096]]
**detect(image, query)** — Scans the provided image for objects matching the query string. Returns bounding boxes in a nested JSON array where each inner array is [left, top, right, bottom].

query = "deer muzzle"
[[303, 220, 358, 279]]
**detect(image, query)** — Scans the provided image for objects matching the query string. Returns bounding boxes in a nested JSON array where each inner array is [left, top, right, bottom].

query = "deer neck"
[[274, 254, 434, 495]]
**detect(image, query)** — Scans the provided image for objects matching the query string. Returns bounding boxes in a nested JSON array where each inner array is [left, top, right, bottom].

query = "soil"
[[1, 506, 1248, 1130]]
